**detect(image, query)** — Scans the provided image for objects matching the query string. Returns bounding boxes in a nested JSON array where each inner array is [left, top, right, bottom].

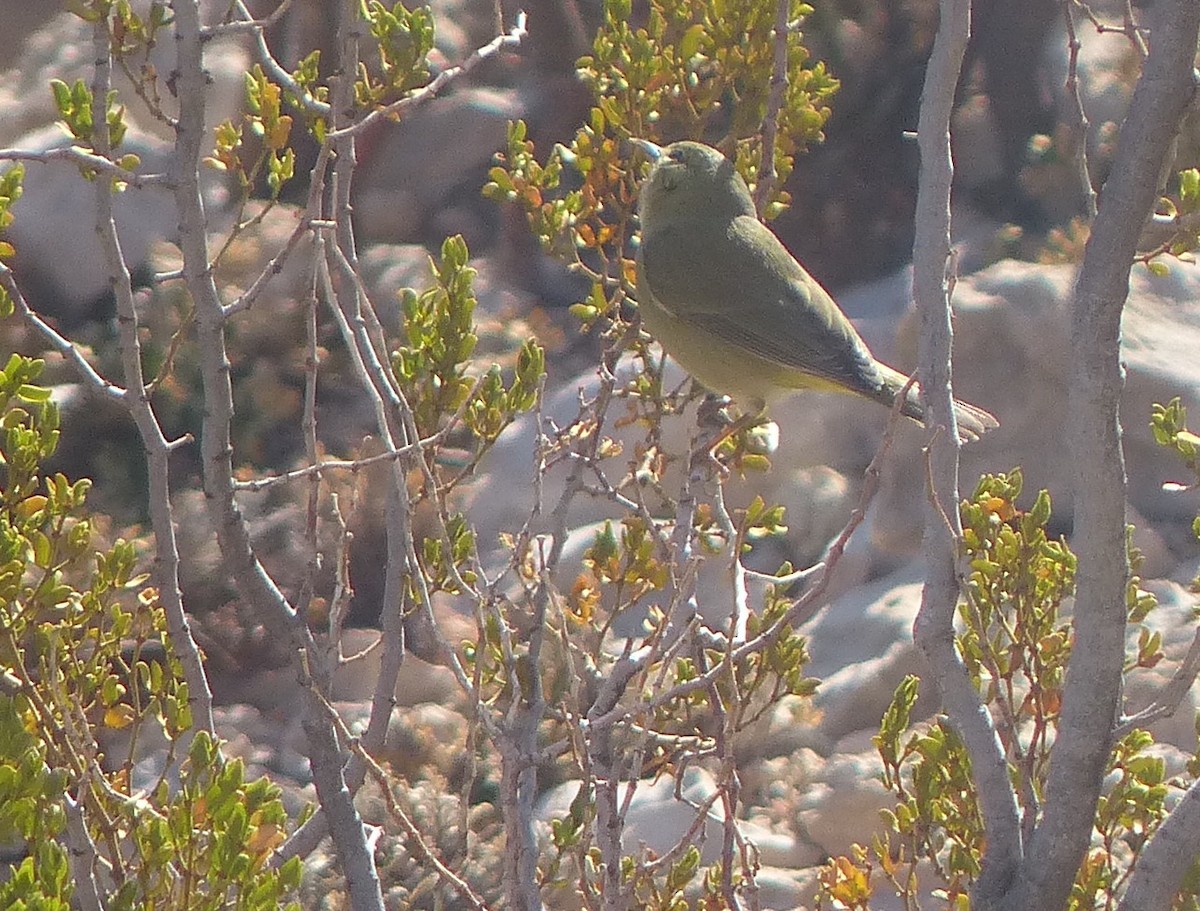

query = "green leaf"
[[1180, 167, 1200, 202], [15, 384, 52, 404], [680, 23, 706, 59]]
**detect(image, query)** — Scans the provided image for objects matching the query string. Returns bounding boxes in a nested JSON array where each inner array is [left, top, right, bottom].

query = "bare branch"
[[0, 144, 172, 189], [585, 395, 908, 734], [173, 0, 300, 630], [2, 267, 127, 404], [89, 12, 215, 735], [229, 0, 331, 119], [173, 2, 383, 903], [1071, 0, 1148, 58], [909, 0, 1025, 902], [231, 418, 470, 491], [1114, 626, 1200, 737], [1063, 1, 1099, 219], [1118, 776, 1200, 911], [328, 11, 528, 141], [63, 788, 103, 911], [753, 0, 791, 215], [1006, 2, 1200, 909]]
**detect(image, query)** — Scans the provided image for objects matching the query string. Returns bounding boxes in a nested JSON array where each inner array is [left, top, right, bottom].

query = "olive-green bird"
[[634, 140, 998, 442]]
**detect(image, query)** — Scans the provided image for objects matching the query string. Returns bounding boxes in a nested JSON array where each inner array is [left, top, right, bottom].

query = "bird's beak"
[[632, 138, 663, 162]]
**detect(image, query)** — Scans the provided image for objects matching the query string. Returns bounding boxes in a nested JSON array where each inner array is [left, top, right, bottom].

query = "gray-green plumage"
[[634, 140, 998, 442]]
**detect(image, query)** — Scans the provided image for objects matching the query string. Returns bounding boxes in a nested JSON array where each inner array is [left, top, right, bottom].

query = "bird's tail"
[[879, 369, 999, 443]]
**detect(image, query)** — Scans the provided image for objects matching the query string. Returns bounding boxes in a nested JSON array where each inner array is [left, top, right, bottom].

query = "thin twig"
[[0, 144, 172, 189], [211, 0, 299, 35], [2, 268, 127, 404], [221, 207, 316, 317], [1114, 626, 1200, 737], [1063, 1, 1099, 219], [315, 689, 491, 911], [228, 0, 331, 119], [91, 12, 216, 735], [585, 396, 910, 733], [232, 433, 443, 491], [327, 12, 528, 141], [753, 0, 791, 215]]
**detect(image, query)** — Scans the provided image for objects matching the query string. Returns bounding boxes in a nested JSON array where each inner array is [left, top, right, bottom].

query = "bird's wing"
[[640, 215, 882, 394]]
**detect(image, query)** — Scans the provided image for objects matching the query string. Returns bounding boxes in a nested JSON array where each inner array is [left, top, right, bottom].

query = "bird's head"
[[634, 140, 757, 228]]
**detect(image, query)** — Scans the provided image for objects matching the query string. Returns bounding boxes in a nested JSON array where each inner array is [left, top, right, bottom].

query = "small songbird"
[[633, 139, 998, 442]]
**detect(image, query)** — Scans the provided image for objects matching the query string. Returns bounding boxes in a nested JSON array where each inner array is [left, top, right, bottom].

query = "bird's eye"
[[668, 148, 686, 164]]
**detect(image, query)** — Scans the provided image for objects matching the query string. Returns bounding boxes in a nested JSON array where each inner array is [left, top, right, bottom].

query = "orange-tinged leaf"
[[596, 436, 623, 459], [826, 854, 871, 903], [878, 847, 897, 876], [623, 259, 638, 288], [521, 184, 543, 207], [644, 71, 674, 93], [269, 115, 293, 148], [248, 822, 286, 857], [570, 574, 599, 623], [1041, 687, 1062, 715]]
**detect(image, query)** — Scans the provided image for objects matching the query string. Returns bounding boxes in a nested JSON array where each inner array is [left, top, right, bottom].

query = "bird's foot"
[[696, 393, 737, 431], [689, 401, 775, 473]]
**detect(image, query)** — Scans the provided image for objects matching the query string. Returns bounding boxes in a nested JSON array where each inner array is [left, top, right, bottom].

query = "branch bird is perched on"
[[633, 139, 998, 443]]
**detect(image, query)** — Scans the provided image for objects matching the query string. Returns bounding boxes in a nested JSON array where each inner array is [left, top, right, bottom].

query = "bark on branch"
[[1000, 3, 1200, 909]]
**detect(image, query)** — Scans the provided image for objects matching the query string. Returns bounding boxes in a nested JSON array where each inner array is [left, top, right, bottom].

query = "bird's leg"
[[689, 394, 772, 469], [695, 392, 737, 433]]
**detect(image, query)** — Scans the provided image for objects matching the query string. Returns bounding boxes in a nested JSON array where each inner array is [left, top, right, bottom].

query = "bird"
[[633, 139, 998, 443]]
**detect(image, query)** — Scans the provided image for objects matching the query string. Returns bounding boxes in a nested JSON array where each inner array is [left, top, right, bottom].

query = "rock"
[[331, 628, 459, 707], [373, 701, 470, 782], [0, 2, 249, 147], [737, 696, 831, 762], [747, 867, 810, 910], [6, 126, 183, 325], [801, 564, 936, 743], [793, 731, 893, 860], [829, 257, 1200, 570], [1123, 579, 1200, 751], [536, 766, 807, 869], [352, 87, 526, 249]]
